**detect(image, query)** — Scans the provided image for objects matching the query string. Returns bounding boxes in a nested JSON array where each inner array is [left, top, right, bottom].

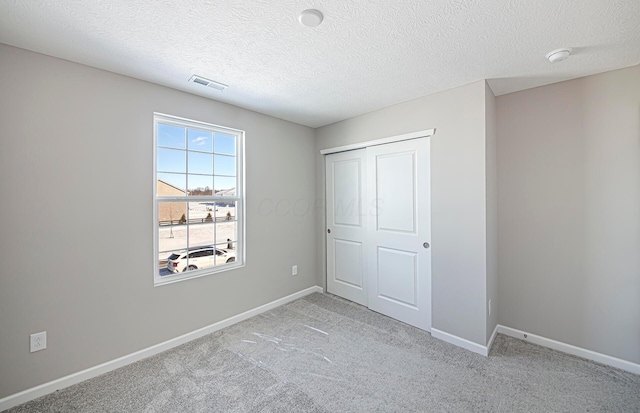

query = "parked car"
[[166, 247, 236, 273]]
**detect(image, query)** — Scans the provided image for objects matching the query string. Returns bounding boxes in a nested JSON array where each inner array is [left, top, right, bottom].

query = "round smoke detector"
[[546, 48, 572, 63], [299, 9, 323, 27]]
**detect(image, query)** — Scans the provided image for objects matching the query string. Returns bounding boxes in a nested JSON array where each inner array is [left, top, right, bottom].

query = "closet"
[[324, 132, 432, 330]]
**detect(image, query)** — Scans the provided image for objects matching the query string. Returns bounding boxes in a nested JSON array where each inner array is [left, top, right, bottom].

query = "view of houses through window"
[[154, 113, 243, 284]]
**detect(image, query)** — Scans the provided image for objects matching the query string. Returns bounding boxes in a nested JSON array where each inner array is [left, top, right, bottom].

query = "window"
[[154, 113, 244, 285]]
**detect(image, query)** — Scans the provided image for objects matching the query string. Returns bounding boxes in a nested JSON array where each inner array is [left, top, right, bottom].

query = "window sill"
[[154, 262, 245, 287]]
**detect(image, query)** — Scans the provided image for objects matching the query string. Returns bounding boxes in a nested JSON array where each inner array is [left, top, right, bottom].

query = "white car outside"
[[167, 247, 236, 273]]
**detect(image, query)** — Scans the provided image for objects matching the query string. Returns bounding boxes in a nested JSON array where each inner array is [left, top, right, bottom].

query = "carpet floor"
[[6, 293, 640, 412]]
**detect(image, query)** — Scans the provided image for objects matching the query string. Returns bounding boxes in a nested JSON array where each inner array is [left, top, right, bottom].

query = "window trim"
[[153, 112, 245, 286]]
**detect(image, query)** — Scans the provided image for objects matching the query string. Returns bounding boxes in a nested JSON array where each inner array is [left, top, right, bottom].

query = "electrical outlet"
[[488, 299, 492, 317], [292, 265, 298, 276], [30, 331, 47, 353]]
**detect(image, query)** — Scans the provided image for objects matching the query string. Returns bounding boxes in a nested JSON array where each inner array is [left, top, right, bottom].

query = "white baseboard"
[[0, 286, 323, 412], [497, 325, 640, 375], [431, 328, 492, 356], [487, 324, 499, 353]]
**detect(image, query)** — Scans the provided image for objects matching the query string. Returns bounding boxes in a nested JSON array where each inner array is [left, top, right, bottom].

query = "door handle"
[[423, 242, 430, 249], [327, 229, 331, 234]]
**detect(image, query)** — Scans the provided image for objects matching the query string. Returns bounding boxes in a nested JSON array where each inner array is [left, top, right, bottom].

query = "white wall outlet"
[[292, 265, 298, 276], [30, 331, 47, 352], [488, 299, 492, 317]]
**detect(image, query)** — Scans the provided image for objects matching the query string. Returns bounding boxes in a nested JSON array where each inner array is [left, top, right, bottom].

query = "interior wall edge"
[[431, 328, 490, 357]]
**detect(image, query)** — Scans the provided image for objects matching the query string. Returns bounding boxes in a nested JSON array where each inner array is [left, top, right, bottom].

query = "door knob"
[[423, 242, 430, 249], [327, 229, 331, 234]]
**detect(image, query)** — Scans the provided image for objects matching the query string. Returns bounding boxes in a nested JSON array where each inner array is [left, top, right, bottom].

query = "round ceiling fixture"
[[299, 9, 323, 27], [545, 48, 572, 63]]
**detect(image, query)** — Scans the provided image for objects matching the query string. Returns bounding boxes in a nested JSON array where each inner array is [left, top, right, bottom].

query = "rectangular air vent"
[[189, 75, 228, 91]]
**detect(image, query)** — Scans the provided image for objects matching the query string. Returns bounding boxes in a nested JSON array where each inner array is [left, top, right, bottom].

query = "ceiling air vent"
[[189, 75, 228, 91]]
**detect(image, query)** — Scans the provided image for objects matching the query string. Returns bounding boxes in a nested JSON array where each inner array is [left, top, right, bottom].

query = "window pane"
[[188, 201, 214, 248], [188, 151, 213, 174], [200, 201, 217, 215], [157, 148, 186, 173], [216, 201, 236, 222], [214, 244, 237, 265], [158, 201, 187, 253], [188, 129, 213, 152], [188, 175, 214, 196], [214, 176, 236, 195], [158, 124, 186, 149], [214, 133, 236, 155], [187, 212, 215, 270], [216, 221, 237, 248], [160, 249, 186, 277], [216, 201, 237, 251], [157, 173, 186, 196], [219, 241, 237, 251], [214, 154, 236, 176], [189, 249, 212, 258]]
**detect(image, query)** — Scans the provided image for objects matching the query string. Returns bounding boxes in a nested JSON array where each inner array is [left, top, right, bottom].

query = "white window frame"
[[153, 113, 245, 286]]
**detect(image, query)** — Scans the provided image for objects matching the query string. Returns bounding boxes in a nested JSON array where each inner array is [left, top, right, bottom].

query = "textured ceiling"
[[1, 0, 639, 128]]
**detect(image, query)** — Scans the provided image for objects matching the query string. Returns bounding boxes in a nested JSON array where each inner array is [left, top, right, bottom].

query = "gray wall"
[[7, 39, 636, 402], [497, 64, 640, 364], [0, 44, 317, 398], [485, 82, 498, 342], [315, 81, 491, 346]]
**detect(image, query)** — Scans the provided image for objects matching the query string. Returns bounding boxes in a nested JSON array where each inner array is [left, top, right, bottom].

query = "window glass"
[[214, 133, 236, 155], [188, 129, 213, 152], [188, 152, 213, 175], [214, 154, 235, 176], [214, 176, 236, 195], [154, 114, 243, 284], [157, 148, 186, 173], [158, 124, 186, 149]]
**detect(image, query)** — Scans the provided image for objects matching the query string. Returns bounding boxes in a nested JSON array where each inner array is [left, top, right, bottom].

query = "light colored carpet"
[[6, 293, 640, 412]]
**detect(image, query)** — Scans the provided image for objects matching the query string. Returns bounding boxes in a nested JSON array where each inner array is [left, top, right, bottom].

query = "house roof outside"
[[157, 179, 186, 194], [215, 188, 236, 197]]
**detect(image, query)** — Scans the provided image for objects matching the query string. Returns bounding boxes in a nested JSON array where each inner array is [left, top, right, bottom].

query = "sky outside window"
[[157, 148, 186, 173], [158, 124, 185, 148], [214, 155, 235, 176], [188, 175, 214, 193], [215, 133, 236, 155], [157, 125, 237, 192], [188, 129, 213, 152], [188, 152, 213, 174]]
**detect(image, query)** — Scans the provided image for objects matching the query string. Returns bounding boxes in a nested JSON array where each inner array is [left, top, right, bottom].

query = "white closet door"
[[366, 138, 431, 331], [326, 149, 368, 306]]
